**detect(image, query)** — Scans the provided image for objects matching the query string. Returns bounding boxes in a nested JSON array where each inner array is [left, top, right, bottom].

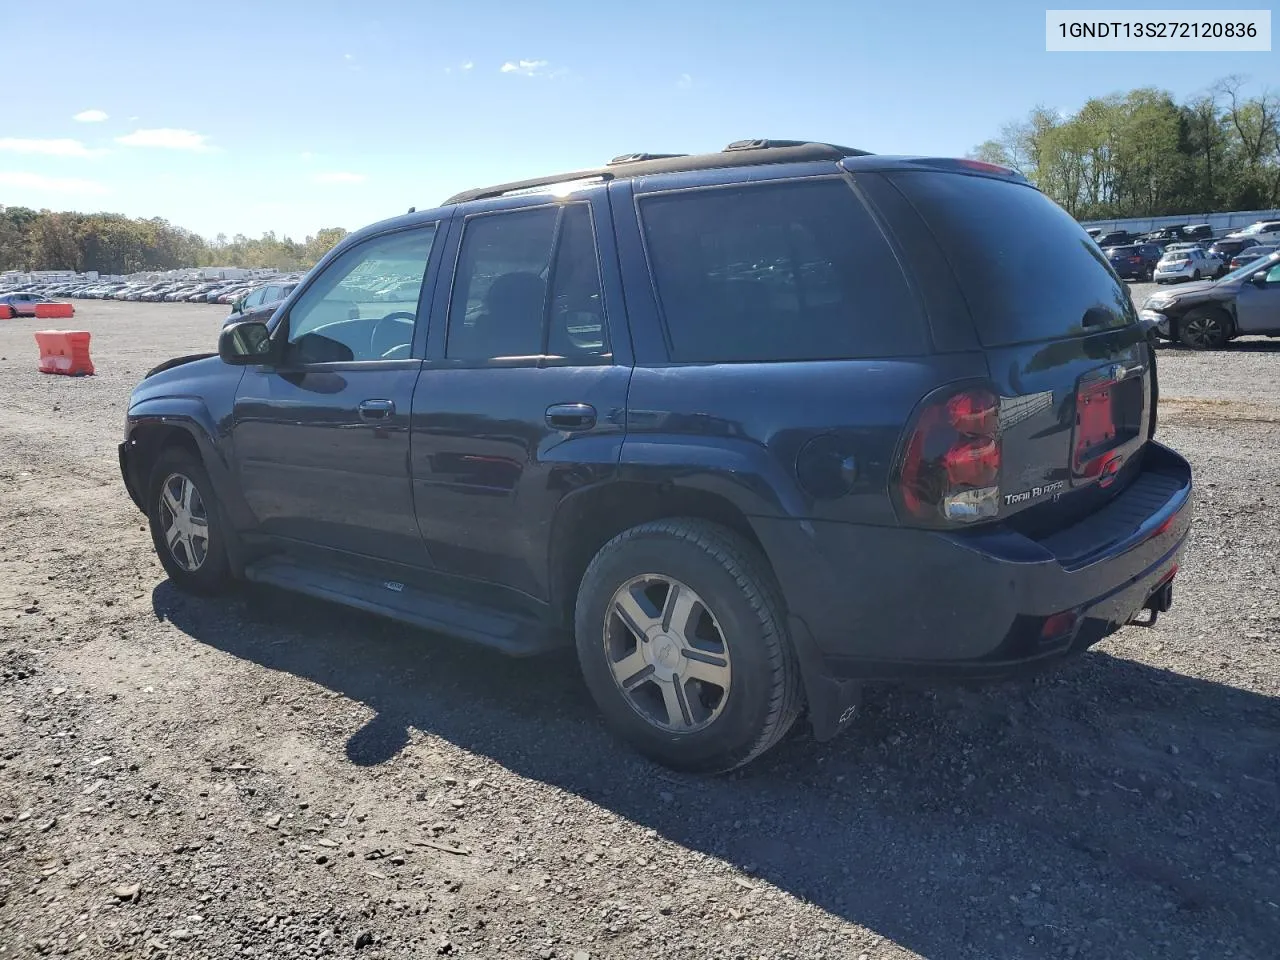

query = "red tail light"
[[1128, 255, 1143, 264], [896, 385, 1002, 525]]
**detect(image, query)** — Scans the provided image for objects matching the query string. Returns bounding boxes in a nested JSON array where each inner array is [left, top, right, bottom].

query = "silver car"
[[1153, 246, 1222, 283]]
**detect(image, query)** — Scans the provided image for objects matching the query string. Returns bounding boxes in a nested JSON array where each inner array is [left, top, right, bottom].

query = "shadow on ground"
[[154, 581, 1280, 960]]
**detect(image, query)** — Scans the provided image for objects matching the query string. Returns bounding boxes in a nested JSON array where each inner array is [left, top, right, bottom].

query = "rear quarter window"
[[889, 172, 1136, 346], [638, 178, 926, 363]]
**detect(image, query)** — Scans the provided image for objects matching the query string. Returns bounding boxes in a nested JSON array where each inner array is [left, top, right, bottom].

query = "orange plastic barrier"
[[0, 304, 13, 320], [34, 302, 75, 319], [35, 330, 95, 376]]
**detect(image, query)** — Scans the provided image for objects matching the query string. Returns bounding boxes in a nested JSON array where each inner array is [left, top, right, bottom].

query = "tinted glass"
[[889, 172, 1135, 346], [640, 179, 924, 362], [286, 226, 435, 363], [447, 207, 558, 360], [1104, 245, 1137, 256], [546, 205, 609, 358], [263, 286, 282, 301]]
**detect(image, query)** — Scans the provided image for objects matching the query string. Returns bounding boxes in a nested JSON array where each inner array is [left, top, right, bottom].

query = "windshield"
[[1217, 251, 1280, 284]]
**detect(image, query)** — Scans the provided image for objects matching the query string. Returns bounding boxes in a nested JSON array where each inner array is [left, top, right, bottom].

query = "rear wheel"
[[1179, 308, 1231, 350], [146, 448, 231, 594], [1144, 264, 1155, 282], [1191, 269, 1201, 281], [574, 519, 802, 773]]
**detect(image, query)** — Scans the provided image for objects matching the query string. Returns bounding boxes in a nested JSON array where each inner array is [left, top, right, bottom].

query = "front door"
[[1235, 261, 1280, 334], [232, 221, 445, 567], [411, 192, 631, 600]]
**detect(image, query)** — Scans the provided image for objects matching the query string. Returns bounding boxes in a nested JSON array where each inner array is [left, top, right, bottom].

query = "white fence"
[[1080, 209, 1280, 235]]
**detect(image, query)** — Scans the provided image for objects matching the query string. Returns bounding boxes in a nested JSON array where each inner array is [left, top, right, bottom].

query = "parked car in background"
[[1228, 243, 1280, 270], [1154, 246, 1222, 283], [1086, 227, 1103, 240], [1142, 250, 1280, 348], [1104, 243, 1162, 281], [1226, 220, 1280, 240], [119, 141, 1192, 772], [224, 281, 298, 325], [1142, 224, 1190, 245], [1208, 236, 1262, 263], [0, 292, 55, 316], [1095, 230, 1138, 247], [1183, 223, 1214, 242]]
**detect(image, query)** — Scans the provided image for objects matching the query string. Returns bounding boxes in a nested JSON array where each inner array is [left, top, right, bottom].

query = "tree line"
[[970, 75, 1280, 221], [0, 206, 348, 275]]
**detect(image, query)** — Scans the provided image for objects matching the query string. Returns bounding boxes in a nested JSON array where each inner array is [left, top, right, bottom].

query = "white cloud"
[[115, 128, 213, 151], [73, 109, 109, 123], [461, 61, 473, 71], [344, 53, 354, 60], [312, 171, 366, 184], [677, 73, 692, 89], [0, 171, 108, 195], [0, 138, 101, 157], [500, 59, 549, 76]]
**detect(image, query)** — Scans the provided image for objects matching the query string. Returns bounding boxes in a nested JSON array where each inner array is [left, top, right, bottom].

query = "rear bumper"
[[754, 442, 1193, 685]]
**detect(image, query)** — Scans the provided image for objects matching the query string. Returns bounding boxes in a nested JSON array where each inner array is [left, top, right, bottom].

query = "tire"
[[146, 447, 231, 594], [1178, 308, 1231, 350], [574, 519, 803, 773], [1192, 269, 1201, 281], [1144, 265, 1155, 282]]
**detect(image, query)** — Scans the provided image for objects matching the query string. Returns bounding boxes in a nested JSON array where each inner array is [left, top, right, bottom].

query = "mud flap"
[[787, 614, 862, 742]]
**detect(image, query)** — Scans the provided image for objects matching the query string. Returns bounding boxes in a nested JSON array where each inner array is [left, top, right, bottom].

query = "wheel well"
[[129, 423, 201, 493], [549, 482, 770, 627]]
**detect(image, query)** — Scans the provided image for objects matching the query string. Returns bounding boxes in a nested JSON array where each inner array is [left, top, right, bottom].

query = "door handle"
[[359, 399, 395, 421], [545, 403, 597, 431]]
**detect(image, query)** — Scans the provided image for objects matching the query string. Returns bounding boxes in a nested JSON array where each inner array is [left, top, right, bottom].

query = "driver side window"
[[285, 225, 437, 364], [1267, 263, 1280, 284]]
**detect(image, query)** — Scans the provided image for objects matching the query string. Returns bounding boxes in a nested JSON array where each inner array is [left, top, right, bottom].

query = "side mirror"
[[219, 321, 277, 365], [1251, 271, 1269, 288]]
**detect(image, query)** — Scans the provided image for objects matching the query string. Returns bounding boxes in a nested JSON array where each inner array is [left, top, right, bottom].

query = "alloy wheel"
[[1182, 315, 1224, 349], [158, 472, 209, 572], [603, 575, 732, 733]]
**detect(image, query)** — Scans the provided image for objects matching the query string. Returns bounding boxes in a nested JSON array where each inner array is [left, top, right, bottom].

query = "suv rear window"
[[639, 178, 925, 363], [888, 172, 1135, 346]]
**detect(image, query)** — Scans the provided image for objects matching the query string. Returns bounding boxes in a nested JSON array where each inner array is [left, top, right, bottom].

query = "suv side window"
[[242, 288, 266, 309], [284, 225, 436, 364], [446, 203, 608, 361], [263, 286, 282, 302], [639, 178, 924, 362]]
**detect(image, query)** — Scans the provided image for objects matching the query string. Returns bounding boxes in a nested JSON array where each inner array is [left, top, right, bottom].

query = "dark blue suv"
[[119, 140, 1193, 772]]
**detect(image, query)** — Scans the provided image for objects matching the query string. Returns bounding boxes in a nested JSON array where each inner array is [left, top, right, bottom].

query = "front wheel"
[[574, 519, 803, 773], [147, 448, 232, 594], [1179, 308, 1230, 350], [1191, 269, 1201, 281]]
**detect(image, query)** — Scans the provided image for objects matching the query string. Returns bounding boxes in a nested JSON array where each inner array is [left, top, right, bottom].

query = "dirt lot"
[[1, 296, 1278, 960]]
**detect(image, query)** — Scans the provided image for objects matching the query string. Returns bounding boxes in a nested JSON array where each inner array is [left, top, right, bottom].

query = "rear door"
[[862, 168, 1154, 530], [410, 188, 631, 600]]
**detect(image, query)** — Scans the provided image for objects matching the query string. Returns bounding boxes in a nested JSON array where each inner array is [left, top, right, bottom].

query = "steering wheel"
[[370, 312, 417, 360]]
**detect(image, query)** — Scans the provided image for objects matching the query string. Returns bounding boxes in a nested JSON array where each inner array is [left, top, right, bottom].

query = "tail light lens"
[[896, 385, 1001, 525], [1128, 255, 1143, 264]]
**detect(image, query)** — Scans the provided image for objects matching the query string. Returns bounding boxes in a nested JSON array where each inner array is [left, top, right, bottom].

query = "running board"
[[243, 557, 564, 656]]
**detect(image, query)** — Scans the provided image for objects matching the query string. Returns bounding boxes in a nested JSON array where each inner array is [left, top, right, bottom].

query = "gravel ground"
[[1, 296, 1278, 960]]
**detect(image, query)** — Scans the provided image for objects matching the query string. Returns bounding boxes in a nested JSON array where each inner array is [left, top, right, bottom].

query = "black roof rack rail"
[[608, 152, 690, 165], [443, 140, 873, 205]]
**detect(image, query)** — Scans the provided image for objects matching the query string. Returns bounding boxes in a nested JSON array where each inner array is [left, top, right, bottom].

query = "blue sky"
[[3, 0, 1275, 240]]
